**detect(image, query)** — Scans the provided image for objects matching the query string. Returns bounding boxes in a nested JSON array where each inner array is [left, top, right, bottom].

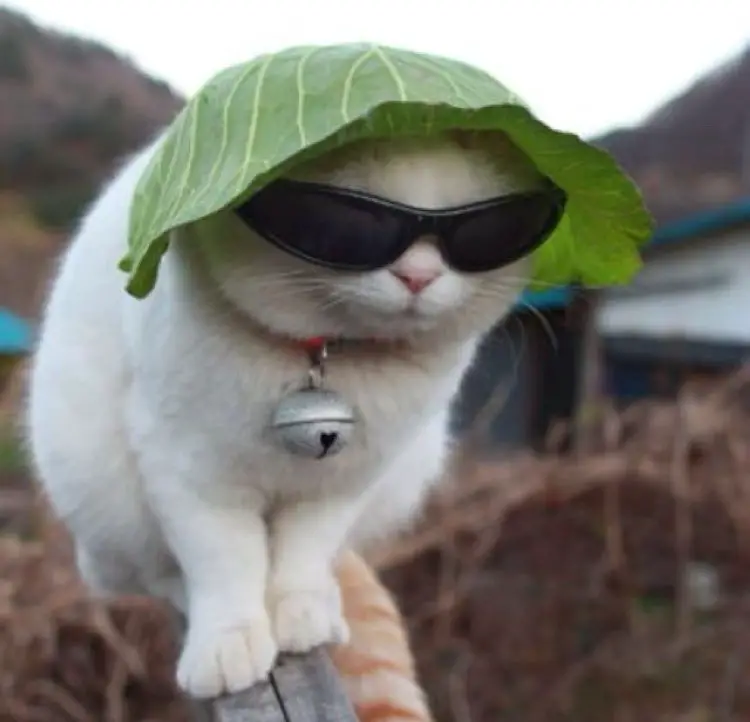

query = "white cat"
[[26, 130, 547, 698]]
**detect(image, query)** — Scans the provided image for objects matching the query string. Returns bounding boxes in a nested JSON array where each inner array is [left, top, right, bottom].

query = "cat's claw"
[[176, 615, 278, 699], [272, 584, 350, 652]]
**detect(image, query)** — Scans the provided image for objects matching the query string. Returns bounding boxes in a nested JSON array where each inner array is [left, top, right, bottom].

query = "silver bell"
[[270, 387, 356, 458]]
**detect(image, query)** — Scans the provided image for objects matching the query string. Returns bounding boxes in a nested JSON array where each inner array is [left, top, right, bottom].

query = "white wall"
[[596, 224, 750, 345]]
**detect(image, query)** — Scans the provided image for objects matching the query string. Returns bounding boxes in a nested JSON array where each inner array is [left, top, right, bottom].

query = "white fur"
[[25, 130, 541, 697]]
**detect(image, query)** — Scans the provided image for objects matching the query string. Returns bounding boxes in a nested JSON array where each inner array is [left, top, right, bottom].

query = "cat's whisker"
[[470, 285, 559, 352], [489, 275, 566, 290], [470, 288, 519, 305], [319, 298, 348, 313], [240, 278, 336, 295], [506, 314, 525, 391], [513, 298, 559, 351]]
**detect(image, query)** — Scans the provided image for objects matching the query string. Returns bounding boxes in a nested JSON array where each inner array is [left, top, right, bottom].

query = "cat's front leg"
[[267, 494, 365, 653], [145, 475, 278, 699]]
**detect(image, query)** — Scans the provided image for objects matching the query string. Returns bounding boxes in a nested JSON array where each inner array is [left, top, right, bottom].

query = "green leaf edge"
[[120, 49, 655, 299]]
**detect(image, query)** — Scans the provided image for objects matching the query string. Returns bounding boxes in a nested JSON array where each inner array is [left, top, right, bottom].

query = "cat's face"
[[189, 132, 545, 343]]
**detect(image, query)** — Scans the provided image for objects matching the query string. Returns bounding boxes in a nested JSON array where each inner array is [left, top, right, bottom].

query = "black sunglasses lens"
[[238, 184, 405, 270], [448, 193, 564, 273]]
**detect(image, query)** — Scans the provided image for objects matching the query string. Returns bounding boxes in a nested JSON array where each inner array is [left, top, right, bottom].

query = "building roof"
[[517, 286, 574, 310], [0, 308, 31, 354], [520, 196, 750, 311], [650, 196, 750, 248]]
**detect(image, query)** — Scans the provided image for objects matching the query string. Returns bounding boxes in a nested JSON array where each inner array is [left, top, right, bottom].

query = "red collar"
[[295, 335, 402, 357], [299, 337, 327, 354]]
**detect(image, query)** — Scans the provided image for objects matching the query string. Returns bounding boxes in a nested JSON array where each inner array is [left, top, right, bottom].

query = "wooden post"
[[170, 607, 357, 722], [199, 649, 358, 722], [572, 289, 604, 453]]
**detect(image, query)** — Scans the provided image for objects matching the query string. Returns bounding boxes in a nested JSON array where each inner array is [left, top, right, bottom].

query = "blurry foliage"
[[54, 96, 126, 146], [0, 390, 25, 471], [0, 429, 24, 473], [0, 8, 181, 239], [0, 7, 181, 318], [27, 184, 97, 231], [0, 96, 139, 230], [0, 136, 96, 230], [0, 29, 29, 81], [4, 96, 132, 229]]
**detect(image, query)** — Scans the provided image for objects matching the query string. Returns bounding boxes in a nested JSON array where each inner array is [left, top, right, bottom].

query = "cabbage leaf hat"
[[121, 43, 653, 298]]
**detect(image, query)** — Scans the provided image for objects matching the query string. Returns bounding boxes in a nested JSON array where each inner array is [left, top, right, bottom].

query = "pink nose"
[[391, 270, 441, 294]]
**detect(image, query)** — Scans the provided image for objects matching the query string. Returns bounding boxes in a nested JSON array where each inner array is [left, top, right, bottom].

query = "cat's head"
[[187, 131, 552, 344]]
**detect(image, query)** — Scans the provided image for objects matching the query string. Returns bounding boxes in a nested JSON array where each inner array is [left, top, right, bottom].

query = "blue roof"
[[0, 308, 31, 354], [650, 196, 750, 248], [517, 286, 574, 310], [518, 195, 750, 312]]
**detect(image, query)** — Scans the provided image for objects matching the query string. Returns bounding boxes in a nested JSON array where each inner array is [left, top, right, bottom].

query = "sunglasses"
[[234, 177, 567, 274]]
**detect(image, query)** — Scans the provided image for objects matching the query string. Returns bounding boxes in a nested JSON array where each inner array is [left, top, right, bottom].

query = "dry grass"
[[0, 367, 749, 721], [378, 366, 750, 721]]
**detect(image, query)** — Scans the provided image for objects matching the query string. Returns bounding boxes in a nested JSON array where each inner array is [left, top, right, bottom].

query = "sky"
[[4, 0, 750, 137]]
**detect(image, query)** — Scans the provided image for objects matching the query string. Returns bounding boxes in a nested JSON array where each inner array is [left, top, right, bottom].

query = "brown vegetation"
[[1, 369, 749, 721], [2, 11, 750, 721]]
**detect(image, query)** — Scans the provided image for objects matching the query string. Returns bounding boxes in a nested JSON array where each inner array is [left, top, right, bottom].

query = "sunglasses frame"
[[234, 177, 568, 274]]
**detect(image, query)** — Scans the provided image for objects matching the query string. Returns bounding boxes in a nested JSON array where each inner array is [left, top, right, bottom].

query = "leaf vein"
[[341, 46, 377, 122], [296, 47, 317, 146], [237, 53, 276, 193], [374, 46, 407, 101], [192, 64, 259, 208]]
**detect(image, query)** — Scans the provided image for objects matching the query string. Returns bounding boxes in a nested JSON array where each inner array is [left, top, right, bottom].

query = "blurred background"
[[1, 2, 750, 720]]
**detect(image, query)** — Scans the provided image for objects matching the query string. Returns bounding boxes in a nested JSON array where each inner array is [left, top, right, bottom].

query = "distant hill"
[[0, 7, 748, 319], [594, 46, 750, 222], [0, 8, 183, 317], [0, 9, 182, 218]]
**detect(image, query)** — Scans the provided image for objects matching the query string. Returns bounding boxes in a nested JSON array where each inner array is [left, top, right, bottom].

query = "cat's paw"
[[176, 614, 278, 698], [271, 580, 350, 652]]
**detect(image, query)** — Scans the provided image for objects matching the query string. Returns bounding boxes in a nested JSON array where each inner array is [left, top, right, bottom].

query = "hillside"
[[596, 46, 750, 222], [0, 8, 182, 317], [0, 8, 748, 319]]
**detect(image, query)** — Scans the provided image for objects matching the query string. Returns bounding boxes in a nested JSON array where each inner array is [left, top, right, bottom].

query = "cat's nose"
[[390, 269, 441, 294]]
